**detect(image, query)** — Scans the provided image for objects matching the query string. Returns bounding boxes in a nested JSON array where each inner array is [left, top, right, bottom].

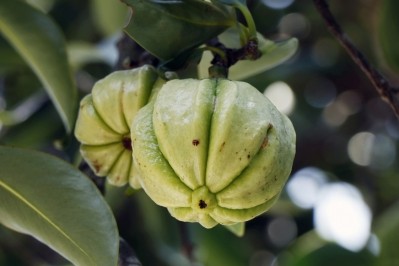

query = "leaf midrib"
[[0, 180, 95, 265]]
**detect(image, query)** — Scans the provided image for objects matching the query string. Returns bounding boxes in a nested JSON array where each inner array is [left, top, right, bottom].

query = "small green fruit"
[[132, 78, 296, 228], [75, 65, 163, 187]]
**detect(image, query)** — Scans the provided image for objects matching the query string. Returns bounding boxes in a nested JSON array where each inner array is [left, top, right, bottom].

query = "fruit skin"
[[131, 78, 296, 228], [74, 65, 163, 187]]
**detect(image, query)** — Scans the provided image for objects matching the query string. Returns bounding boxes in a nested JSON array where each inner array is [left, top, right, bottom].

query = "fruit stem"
[[204, 46, 227, 62], [234, 1, 257, 41], [209, 65, 228, 79]]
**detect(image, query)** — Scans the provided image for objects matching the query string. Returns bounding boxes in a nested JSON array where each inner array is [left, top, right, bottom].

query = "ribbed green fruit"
[[74, 65, 163, 187], [131, 78, 296, 228]]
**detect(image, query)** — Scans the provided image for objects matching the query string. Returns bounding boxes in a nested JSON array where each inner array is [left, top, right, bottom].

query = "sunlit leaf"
[[0, 0, 77, 132], [122, 0, 235, 61], [0, 146, 119, 266]]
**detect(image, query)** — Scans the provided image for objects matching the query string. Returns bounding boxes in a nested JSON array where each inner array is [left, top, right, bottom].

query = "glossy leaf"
[[377, 0, 399, 74], [0, 146, 119, 266], [0, 0, 77, 132], [122, 0, 235, 61]]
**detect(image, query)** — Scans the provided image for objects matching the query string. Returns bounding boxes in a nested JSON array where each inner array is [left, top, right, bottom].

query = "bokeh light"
[[264, 81, 295, 115], [278, 13, 310, 39], [311, 38, 340, 67], [347, 132, 375, 166], [385, 118, 399, 139], [314, 182, 372, 252], [323, 90, 362, 127], [347, 132, 396, 169], [249, 250, 276, 266], [261, 0, 295, 10], [304, 77, 336, 108], [286, 167, 328, 209], [267, 216, 297, 247]]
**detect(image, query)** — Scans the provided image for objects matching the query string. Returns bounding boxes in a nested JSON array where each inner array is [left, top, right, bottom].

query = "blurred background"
[[1, 0, 399, 265]]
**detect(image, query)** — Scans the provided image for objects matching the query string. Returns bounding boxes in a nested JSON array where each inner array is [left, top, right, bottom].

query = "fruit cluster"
[[75, 65, 296, 227]]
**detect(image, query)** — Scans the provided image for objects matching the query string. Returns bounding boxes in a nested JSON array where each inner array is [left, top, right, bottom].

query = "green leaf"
[[377, 0, 399, 74], [0, 0, 77, 133], [0, 146, 119, 266], [122, 0, 235, 61], [199, 31, 298, 80], [229, 36, 298, 80], [91, 0, 128, 36]]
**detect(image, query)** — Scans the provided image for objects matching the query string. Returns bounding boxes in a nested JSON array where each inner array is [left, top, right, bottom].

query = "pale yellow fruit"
[[132, 78, 296, 228], [75, 65, 163, 187]]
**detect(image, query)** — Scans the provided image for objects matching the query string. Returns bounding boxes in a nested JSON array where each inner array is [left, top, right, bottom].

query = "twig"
[[207, 38, 260, 78], [313, 0, 399, 118]]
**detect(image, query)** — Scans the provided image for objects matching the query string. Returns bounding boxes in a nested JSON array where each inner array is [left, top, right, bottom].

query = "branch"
[[313, 0, 399, 118], [207, 38, 260, 78]]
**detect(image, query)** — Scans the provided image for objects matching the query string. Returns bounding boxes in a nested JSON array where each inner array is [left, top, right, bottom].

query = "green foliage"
[[0, 0, 398, 265], [198, 30, 298, 80], [0, 146, 119, 266], [0, 0, 77, 132], [122, 0, 235, 61]]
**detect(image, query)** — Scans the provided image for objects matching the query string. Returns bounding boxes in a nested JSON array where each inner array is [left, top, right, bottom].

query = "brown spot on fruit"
[[219, 141, 225, 152], [93, 161, 101, 172], [122, 136, 132, 150], [247, 154, 251, 159], [199, 200, 207, 209], [261, 137, 268, 149], [192, 139, 200, 146]]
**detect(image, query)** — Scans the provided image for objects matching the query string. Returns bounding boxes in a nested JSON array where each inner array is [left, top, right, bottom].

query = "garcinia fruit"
[[75, 65, 163, 187], [131, 78, 296, 228]]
